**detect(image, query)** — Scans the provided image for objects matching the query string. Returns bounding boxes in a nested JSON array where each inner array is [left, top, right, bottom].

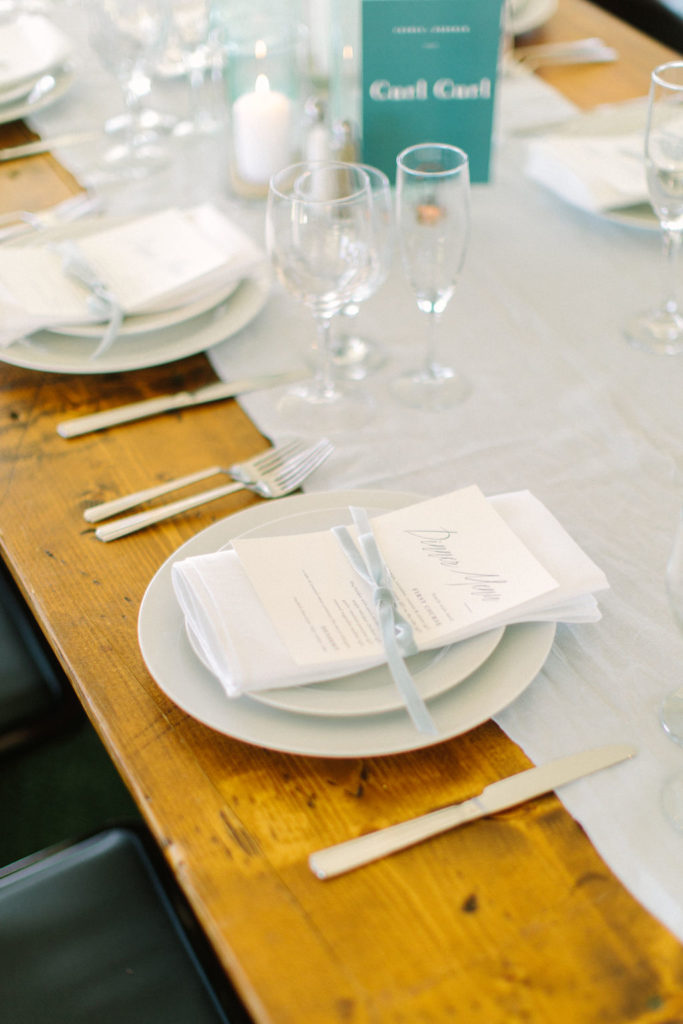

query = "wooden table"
[[1, 2, 682, 1021]]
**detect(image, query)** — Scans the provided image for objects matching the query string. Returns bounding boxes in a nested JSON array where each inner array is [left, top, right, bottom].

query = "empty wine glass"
[[164, 0, 226, 137], [330, 164, 394, 381], [661, 505, 683, 829], [393, 142, 471, 409], [626, 61, 683, 355], [87, 0, 174, 179], [266, 161, 376, 431]]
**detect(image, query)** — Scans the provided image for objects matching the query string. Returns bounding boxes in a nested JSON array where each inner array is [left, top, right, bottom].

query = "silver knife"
[[0, 132, 102, 162], [309, 742, 636, 879], [56, 369, 304, 438]]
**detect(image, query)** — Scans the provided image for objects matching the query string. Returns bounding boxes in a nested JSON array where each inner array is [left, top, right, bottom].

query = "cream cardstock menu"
[[0, 203, 264, 329], [231, 486, 559, 671]]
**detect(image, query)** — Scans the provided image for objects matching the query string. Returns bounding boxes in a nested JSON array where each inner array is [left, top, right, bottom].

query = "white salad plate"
[[138, 491, 556, 758], [51, 279, 241, 339], [0, 64, 76, 125]]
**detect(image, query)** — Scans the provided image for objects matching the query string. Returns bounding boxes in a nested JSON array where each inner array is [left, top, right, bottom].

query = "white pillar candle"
[[231, 73, 292, 186]]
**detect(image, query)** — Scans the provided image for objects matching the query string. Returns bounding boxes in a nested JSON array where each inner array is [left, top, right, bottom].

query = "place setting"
[[0, 9, 76, 124], [0, 201, 271, 373], [136, 480, 609, 759]]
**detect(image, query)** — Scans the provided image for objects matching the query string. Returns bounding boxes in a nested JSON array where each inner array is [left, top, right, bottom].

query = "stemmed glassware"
[[266, 161, 376, 431], [330, 164, 394, 381], [163, 0, 226, 137], [626, 61, 683, 355], [87, 0, 174, 179], [661, 506, 683, 829], [393, 143, 471, 409]]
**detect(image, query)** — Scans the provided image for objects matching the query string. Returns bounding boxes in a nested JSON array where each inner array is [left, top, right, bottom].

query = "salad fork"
[[84, 438, 311, 523], [93, 438, 333, 542]]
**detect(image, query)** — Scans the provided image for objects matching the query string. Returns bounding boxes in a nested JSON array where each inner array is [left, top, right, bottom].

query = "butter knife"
[[56, 369, 304, 438], [309, 742, 636, 879]]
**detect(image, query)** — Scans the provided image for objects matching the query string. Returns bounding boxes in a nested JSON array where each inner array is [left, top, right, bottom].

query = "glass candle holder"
[[223, 15, 305, 198]]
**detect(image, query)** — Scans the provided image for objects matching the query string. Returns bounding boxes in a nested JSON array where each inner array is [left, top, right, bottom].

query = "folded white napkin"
[[0, 203, 265, 348], [171, 491, 608, 699], [526, 131, 648, 213], [0, 15, 72, 93]]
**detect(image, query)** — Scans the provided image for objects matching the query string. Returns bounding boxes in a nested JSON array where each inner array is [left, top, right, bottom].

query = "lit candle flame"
[[255, 73, 270, 94], [342, 44, 354, 61], [254, 39, 267, 59]]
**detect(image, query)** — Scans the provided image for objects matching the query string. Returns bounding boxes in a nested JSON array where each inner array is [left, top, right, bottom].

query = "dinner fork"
[[84, 438, 310, 523], [93, 438, 333, 542]]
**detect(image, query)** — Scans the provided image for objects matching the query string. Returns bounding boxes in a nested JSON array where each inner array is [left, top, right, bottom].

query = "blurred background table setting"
[[1, 0, 683, 1020]]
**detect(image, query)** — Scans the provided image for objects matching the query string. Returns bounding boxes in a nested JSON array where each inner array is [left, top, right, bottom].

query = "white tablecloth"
[[30, 6, 683, 944]]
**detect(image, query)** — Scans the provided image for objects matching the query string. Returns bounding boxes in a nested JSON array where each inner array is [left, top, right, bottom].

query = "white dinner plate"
[[221, 503, 505, 717], [51, 279, 241, 339], [509, 0, 558, 35], [0, 268, 271, 374], [0, 64, 75, 125], [138, 491, 556, 757]]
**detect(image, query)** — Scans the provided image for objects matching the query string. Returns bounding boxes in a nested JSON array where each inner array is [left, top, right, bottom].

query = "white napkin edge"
[[525, 132, 648, 212], [171, 490, 608, 699]]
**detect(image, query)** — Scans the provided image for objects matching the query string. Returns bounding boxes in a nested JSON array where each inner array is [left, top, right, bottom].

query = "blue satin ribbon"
[[55, 241, 124, 359], [333, 506, 438, 736]]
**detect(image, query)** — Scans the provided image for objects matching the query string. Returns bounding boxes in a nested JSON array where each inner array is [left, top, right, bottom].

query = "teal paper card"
[[361, 0, 504, 182]]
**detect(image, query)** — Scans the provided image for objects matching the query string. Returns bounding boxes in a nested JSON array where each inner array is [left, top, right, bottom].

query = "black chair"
[[0, 823, 253, 1024], [0, 561, 80, 755]]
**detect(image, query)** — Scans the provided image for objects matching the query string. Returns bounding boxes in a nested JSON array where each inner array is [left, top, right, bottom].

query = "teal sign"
[[361, 0, 504, 182]]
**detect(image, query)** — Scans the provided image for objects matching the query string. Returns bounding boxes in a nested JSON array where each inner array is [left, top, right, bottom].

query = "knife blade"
[[56, 369, 304, 438], [309, 742, 636, 879]]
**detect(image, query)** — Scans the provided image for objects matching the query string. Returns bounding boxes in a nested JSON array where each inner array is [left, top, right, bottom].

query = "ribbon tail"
[[378, 601, 439, 736], [90, 300, 124, 360]]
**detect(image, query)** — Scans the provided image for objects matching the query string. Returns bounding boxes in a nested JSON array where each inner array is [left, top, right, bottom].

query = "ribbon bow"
[[55, 241, 124, 359], [333, 506, 438, 736]]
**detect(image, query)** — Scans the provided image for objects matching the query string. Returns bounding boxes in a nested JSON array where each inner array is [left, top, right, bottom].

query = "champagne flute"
[[626, 61, 683, 355], [393, 143, 471, 409], [266, 161, 376, 431], [87, 0, 174, 179], [330, 164, 394, 380], [661, 505, 683, 829]]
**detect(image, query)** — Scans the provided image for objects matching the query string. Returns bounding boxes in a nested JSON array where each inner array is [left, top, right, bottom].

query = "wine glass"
[[266, 161, 376, 431], [86, 0, 175, 179], [626, 61, 683, 355], [393, 142, 471, 409], [661, 505, 683, 829], [163, 0, 226, 137], [330, 164, 394, 381]]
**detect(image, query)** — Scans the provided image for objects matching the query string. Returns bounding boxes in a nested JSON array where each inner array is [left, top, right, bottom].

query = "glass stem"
[[424, 308, 441, 377], [313, 315, 337, 398], [661, 227, 682, 316]]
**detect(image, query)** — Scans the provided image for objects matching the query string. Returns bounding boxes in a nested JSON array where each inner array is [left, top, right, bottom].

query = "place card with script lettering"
[[360, 0, 505, 182], [231, 486, 558, 671]]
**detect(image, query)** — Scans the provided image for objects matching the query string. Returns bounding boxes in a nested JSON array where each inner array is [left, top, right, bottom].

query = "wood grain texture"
[[1, 3, 683, 1021]]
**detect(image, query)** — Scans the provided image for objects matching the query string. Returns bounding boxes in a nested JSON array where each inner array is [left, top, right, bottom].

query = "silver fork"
[[84, 438, 310, 523], [93, 439, 333, 542]]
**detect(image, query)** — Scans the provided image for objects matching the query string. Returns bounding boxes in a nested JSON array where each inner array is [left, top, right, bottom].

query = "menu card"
[[232, 486, 558, 672], [360, 0, 505, 182], [0, 203, 264, 346]]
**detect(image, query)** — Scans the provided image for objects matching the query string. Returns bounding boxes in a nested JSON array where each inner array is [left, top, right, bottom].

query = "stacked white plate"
[[0, 14, 76, 124], [138, 491, 556, 758], [0, 218, 271, 373], [508, 0, 559, 35]]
